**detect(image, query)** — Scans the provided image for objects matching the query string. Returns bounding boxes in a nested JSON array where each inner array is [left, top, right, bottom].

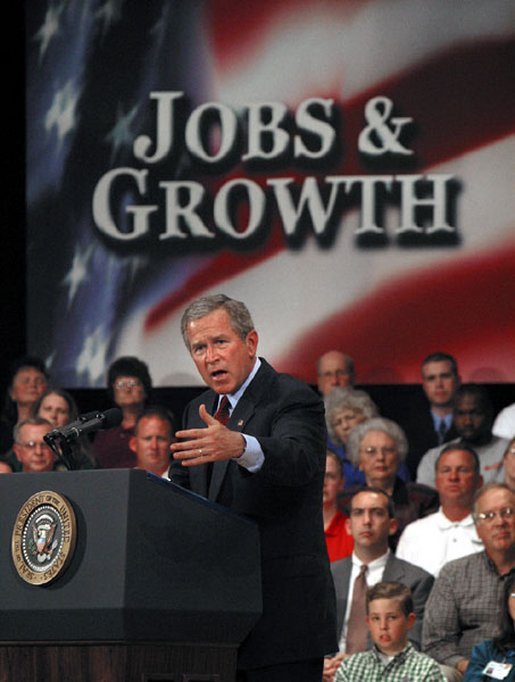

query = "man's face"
[[453, 394, 490, 443], [14, 424, 54, 473], [435, 448, 482, 509], [345, 491, 396, 551], [367, 598, 415, 656], [130, 415, 173, 476], [475, 487, 515, 555], [317, 352, 353, 397], [421, 360, 459, 409], [9, 367, 48, 407], [323, 454, 344, 506], [186, 308, 258, 395]]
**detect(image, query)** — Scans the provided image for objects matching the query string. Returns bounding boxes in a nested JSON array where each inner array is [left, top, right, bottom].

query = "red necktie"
[[214, 396, 230, 425]]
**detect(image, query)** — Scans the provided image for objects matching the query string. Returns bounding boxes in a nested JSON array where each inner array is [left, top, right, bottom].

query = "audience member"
[[463, 572, 515, 681], [493, 403, 515, 440], [402, 352, 460, 478], [0, 356, 49, 455], [340, 418, 439, 549], [317, 351, 355, 397], [396, 444, 484, 576], [503, 439, 515, 492], [325, 387, 377, 488], [323, 488, 434, 681], [129, 406, 176, 479], [92, 356, 152, 469], [334, 582, 445, 682], [417, 385, 509, 488], [324, 450, 354, 562], [12, 417, 55, 473], [32, 388, 97, 470], [422, 483, 515, 680]]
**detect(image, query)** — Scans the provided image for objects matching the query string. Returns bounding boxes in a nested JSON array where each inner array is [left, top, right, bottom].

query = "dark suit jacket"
[[330, 552, 434, 651], [170, 358, 337, 670]]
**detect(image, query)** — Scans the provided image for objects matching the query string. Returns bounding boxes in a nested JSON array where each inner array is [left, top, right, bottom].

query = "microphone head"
[[103, 407, 123, 429]]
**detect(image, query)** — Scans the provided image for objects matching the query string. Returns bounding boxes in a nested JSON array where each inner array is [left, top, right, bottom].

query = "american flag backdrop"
[[26, 0, 515, 388]]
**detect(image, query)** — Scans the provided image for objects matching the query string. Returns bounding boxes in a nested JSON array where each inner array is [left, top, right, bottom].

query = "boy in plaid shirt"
[[335, 582, 444, 681]]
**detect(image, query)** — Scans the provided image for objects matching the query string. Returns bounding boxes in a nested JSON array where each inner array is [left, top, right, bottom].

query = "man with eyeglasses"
[[323, 488, 434, 682], [396, 444, 484, 577], [422, 482, 515, 682], [316, 351, 355, 398], [12, 417, 55, 473]]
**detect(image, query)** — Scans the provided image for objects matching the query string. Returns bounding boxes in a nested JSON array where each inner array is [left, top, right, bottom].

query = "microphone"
[[44, 407, 123, 445]]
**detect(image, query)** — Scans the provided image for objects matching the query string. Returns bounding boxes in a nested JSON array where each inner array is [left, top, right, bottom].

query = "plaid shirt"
[[335, 643, 445, 681], [422, 551, 515, 667]]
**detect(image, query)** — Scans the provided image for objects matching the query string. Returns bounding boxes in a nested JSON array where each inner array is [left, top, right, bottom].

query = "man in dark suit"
[[323, 487, 434, 682], [170, 294, 337, 682]]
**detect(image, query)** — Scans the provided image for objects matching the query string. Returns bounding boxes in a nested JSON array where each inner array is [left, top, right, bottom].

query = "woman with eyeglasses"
[[463, 572, 515, 681], [92, 356, 153, 469], [339, 418, 439, 550]]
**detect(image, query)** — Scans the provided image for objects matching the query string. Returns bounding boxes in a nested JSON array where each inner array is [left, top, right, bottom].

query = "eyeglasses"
[[475, 507, 514, 523], [114, 379, 142, 390], [17, 441, 52, 451], [319, 369, 351, 379], [360, 446, 397, 457]]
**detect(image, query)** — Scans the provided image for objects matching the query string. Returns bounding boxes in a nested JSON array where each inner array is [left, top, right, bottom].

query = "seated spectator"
[[317, 351, 355, 397], [417, 385, 509, 488], [324, 450, 354, 562], [334, 582, 445, 682], [492, 402, 515, 440], [396, 445, 484, 576], [402, 352, 461, 479], [340, 418, 439, 549], [323, 488, 434, 681], [503, 438, 515, 492], [422, 483, 515, 680], [0, 356, 49, 455], [463, 572, 515, 681], [12, 417, 55, 473], [32, 388, 97, 470], [326, 387, 410, 487], [92, 356, 152, 469], [129, 406, 176, 479]]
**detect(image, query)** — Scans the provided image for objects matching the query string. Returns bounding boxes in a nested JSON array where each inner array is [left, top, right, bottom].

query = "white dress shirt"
[[395, 507, 483, 577], [339, 550, 390, 652]]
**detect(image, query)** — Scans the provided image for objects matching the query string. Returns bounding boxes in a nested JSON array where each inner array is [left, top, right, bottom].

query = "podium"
[[0, 469, 262, 681]]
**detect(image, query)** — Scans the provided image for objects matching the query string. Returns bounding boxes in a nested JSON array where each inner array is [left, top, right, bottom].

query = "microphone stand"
[[44, 431, 79, 471]]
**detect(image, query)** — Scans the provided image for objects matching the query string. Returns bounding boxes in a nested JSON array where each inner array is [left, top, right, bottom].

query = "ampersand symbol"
[[358, 96, 414, 156]]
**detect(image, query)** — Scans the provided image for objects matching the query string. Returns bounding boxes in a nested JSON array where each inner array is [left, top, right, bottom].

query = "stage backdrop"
[[26, 0, 514, 388]]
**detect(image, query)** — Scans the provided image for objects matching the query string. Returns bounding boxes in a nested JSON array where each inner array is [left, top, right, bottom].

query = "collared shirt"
[[217, 357, 264, 472], [431, 412, 453, 438], [396, 508, 483, 576], [340, 550, 390, 652], [335, 643, 446, 681], [422, 551, 515, 668]]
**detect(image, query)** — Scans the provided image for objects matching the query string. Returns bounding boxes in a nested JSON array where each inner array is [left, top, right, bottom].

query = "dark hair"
[[367, 581, 414, 617], [350, 486, 396, 518], [435, 443, 481, 473], [1, 356, 50, 423], [180, 294, 255, 348], [422, 352, 459, 376], [493, 573, 515, 653], [454, 384, 494, 421], [134, 406, 176, 435], [31, 388, 79, 423], [326, 449, 344, 477], [107, 356, 152, 402]]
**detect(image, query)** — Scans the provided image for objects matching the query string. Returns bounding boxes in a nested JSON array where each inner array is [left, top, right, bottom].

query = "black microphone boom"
[[44, 408, 123, 445]]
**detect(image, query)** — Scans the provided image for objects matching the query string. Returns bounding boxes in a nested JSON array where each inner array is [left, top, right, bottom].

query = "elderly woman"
[[325, 387, 409, 488], [340, 417, 438, 549]]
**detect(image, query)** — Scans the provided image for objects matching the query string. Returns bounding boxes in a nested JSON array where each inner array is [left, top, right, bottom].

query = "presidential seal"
[[11, 490, 77, 585]]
